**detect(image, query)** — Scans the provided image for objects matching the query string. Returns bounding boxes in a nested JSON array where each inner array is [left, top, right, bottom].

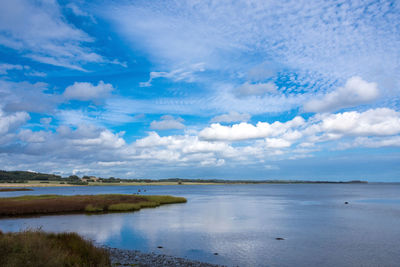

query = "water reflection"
[[1, 184, 400, 266]]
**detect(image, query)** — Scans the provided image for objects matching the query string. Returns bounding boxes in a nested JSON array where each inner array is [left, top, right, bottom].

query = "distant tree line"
[[0, 171, 87, 185], [0, 170, 367, 184]]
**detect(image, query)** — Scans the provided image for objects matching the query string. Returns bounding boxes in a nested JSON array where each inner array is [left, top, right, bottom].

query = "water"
[[1, 184, 400, 266]]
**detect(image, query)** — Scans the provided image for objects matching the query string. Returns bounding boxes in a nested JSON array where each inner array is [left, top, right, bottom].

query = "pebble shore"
[[106, 247, 227, 267]]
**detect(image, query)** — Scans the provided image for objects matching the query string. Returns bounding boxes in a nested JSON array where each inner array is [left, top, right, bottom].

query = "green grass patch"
[[84, 204, 104, 212], [142, 195, 187, 204], [0, 194, 187, 217], [0, 230, 111, 267], [108, 201, 160, 212], [108, 203, 141, 211], [5, 194, 63, 201]]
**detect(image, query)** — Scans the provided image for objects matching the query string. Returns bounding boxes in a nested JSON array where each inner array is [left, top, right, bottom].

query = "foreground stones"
[[106, 247, 226, 267]]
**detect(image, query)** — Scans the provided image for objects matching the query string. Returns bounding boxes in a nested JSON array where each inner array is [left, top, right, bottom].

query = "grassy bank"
[[0, 188, 33, 192], [0, 230, 110, 267], [0, 194, 187, 217]]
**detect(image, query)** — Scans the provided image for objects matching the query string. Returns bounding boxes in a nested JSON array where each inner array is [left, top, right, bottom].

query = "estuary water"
[[1, 184, 400, 267]]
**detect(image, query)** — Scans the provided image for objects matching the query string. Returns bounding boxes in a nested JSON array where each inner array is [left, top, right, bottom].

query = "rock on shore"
[[106, 247, 226, 267]]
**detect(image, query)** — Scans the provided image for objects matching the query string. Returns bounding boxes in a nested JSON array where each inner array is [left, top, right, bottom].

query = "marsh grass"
[[0, 194, 187, 217], [0, 230, 111, 267], [108, 201, 160, 211], [0, 188, 33, 192], [143, 195, 187, 204], [84, 204, 104, 212]]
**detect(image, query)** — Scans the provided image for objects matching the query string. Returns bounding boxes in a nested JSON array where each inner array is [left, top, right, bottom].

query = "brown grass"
[[0, 194, 187, 217], [0, 188, 33, 192], [0, 230, 111, 267]]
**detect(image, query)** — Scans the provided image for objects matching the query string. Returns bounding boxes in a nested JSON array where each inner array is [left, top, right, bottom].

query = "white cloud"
[[18, 129, 49, 143], [304, 76, 379, 112], [0, 0, 105, 70], [150, 115, 185, 130], [71, 129, 125, 149], [65, 3, 96, 23], [57, 110, 100, 126], [0, 109, 30, 135], [211, 112, 250, 123], [25, 71, 47, 77], [40, 117, 52, 125], [1, 107, 400, 179], [353, 136, 400, 148], [315, 108, 400, 136], [0, 63, 23, 74], [265, 138, 292, 148], [63, 81, 114, 102], [0, 80, 60, 113], [140, 63, 205, 87], [105, 0, 400, 102], [199, 116, 305, 141], [235, 81, 277, 97]]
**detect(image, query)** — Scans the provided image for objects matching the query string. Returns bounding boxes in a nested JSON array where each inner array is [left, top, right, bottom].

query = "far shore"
[[0, 181, 223, 187], [0, 180, 370, 188]]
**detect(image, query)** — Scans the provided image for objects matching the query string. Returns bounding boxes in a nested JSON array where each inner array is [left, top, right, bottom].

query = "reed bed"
[[0, 194, 187, 217], [0, 230, 111, 267]]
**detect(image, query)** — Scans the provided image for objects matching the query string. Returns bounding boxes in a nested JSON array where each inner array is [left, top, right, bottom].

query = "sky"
[[0, 0, 399, 181]]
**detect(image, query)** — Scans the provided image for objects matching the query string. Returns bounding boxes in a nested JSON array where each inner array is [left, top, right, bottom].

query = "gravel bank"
[[106, 247, 227, 267]]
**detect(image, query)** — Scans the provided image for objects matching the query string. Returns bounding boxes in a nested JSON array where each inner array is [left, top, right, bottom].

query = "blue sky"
[[0, 0, 399, 181]]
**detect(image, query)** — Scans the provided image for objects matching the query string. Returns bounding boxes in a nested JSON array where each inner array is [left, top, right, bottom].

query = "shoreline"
[[0, 181, 370, 188], [0, 182, 223, 187], [106, 247, 226, 267]]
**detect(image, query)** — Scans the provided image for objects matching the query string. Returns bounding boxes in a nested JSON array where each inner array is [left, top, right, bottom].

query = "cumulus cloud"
[[235, 81, 277, 97], [1, 107, 400, 178], [304, 76, 379, 112], [63, 81, 114, 102], [0, 109, 30, 135], [150, 115, 185, 130], [0, 80, 60, 113], [199, 108, 400, 152], [315, 108, 400, 136], [70, 129, 126, 149], [211, 112, 251, 123], [199, 116, 305, 141]]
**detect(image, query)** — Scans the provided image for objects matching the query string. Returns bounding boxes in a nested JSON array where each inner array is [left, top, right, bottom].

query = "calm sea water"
[[1, 184, 400, 266]]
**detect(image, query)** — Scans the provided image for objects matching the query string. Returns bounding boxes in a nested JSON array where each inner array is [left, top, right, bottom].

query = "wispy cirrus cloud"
[[0, 0, 117, 71], [105, 0, 400, 94]]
